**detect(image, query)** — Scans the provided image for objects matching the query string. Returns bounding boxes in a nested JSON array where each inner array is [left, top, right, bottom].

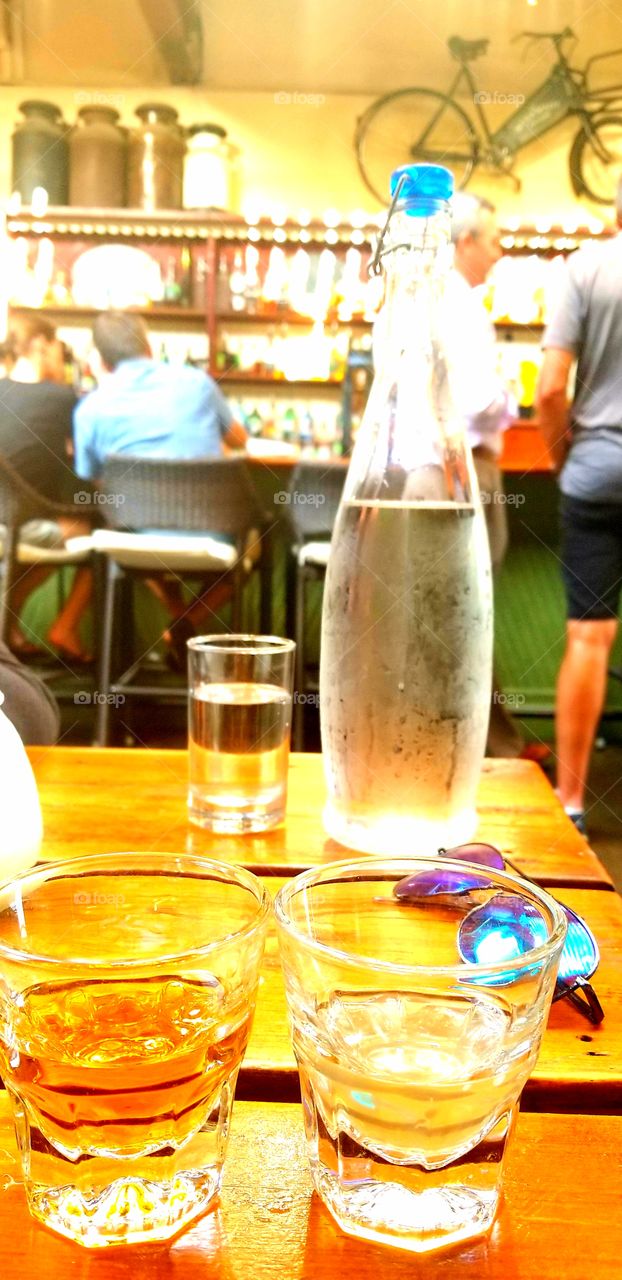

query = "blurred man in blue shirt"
[[74, 311, 248, 666], [74, 311, 246, 476]]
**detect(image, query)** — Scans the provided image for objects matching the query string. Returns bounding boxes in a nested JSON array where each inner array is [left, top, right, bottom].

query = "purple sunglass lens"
[[394, 844, 505, 902], [442, 843, 506, 870], [394, 867, 492, 899]]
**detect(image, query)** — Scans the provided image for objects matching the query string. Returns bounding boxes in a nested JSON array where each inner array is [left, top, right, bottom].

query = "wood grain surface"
[[0, 1099, 618, 1279], [242, 883, 622, 1113], [27, 748, 613, 889]]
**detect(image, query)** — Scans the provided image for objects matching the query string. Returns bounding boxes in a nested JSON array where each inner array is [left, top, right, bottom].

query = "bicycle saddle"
[[448, 35, 489, 62]]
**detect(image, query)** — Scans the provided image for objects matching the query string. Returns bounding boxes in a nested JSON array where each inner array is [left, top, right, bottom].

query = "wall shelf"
[[217, 309, 372, 328], [8, 303, 206, 324], [210, 371, 343, 388]]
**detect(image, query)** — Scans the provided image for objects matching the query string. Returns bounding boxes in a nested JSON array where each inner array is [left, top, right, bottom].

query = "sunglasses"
[[393, 842, 603, 1026]]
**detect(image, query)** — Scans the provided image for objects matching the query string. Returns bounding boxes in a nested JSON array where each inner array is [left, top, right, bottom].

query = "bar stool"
[[92, 455, 274, 745], [286, 461, 346, 748], [0, 455, 93, 649]]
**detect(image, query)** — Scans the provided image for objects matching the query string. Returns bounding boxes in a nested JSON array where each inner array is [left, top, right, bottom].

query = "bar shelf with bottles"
[[2, 205, 615, 454]]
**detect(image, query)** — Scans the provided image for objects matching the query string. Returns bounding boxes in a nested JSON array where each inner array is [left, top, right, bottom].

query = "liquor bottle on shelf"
[[216, 256, 231, 311], [299, 410, 314, 455], [312, 248, 337, 320], [229, 250, 247, 313], [262, 247, 288, 312], [286, 247, 312, 315], [281, 406, 297, 444], [243, 245, 261, 314], [163, 255, 183, 305], [337, 246, 364, 320], [50, 269, 71, 305], [246, 406, 263, 437]]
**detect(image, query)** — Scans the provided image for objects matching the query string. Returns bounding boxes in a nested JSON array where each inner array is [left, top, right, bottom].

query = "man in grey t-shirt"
[[536, 177, 622, 832]]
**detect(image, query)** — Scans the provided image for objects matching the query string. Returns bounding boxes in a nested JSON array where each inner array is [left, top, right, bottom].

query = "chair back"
[[99, 455, 267, 544], [286, 461, 346, 542], [0, 454, 57, 526]]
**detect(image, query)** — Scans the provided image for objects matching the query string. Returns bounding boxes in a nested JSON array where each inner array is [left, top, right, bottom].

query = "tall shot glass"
[[0, 854, 270, 1248], [188, 635, 295, 833], [274, 857, 566, 1254]]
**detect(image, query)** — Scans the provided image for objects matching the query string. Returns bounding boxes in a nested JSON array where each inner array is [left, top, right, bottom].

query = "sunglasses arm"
[[562, 976, 605, 1025]]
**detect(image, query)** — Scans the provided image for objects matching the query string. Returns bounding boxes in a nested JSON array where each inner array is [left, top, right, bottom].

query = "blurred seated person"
[[74, 312, 248, 663], [0, 640, 60, 744], [0, 317, 93, 663]]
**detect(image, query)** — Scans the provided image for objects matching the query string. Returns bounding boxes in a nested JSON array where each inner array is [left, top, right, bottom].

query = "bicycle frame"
[[489, 63, 584, 158], [415, 62, 482, 151], [417, 36, 622, 167], [583, 46, 622, 100]]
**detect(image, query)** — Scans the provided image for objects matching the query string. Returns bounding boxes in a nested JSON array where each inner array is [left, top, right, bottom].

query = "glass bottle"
[[320, 164, 493, 855]]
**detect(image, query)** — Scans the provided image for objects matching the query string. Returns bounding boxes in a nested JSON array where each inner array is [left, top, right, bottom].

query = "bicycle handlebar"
[[515, 27, 575, 45]]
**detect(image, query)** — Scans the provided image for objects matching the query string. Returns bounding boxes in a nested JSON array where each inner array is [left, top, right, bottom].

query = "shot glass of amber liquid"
[[0, 853, 270, 1248]]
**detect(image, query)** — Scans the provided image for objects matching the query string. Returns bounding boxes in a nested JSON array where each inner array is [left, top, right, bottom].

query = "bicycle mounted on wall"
[[356, 28, 622, 205]]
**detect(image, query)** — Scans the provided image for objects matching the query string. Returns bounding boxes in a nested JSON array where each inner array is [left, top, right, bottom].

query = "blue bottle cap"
[[389, 164, 454, 215]]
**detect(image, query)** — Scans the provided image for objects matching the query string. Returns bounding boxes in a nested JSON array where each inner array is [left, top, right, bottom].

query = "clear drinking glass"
[[274, 856, 566, 1254], [0, 853, 270, 1248], [188, 634, 295, 833]]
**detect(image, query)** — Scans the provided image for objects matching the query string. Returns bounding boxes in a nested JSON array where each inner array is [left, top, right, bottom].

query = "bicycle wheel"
[[570, 114, 622, 204], [355, 88, 478, 205]]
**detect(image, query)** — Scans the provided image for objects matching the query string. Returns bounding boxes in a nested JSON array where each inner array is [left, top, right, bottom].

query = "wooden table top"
[[241, 883, 622, 1113], [0, 1099, 619, 1279], [28, 747, 613, 890]]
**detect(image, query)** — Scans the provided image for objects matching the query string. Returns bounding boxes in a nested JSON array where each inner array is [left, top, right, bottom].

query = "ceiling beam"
[[0, 0, 25, 83], [137, 0, 203, 85]]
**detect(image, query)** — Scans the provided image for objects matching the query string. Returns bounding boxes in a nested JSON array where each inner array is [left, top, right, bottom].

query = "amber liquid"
[[0, 975, 253, 1245], [189, 681, 291, 831]]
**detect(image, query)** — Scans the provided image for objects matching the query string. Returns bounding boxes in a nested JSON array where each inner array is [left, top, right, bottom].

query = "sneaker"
[[565, 808, 587, 837]]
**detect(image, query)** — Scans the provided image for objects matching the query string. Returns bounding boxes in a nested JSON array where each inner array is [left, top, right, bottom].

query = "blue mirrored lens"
[[458, 895, 598, 991], [458, 894, 548, 969], [558, 906, 599, 983]]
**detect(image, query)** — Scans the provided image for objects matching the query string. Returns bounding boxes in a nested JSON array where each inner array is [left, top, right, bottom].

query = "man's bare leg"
[[146, 576, 233, 635], [8, 565, 54, 651], [47, 568, 93, 660], [556, 617, 618, 811]]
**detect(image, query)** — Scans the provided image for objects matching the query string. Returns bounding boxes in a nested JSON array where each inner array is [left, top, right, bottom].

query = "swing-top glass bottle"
[[320, 164, 493, 855]]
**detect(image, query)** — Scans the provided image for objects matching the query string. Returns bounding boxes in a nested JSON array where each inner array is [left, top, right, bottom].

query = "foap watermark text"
[[493, 692, 526, 708], [275, 491, 326, 507], [474, 91, 525, 106], [75, 90, 126, 111], [74, 490, 125, 507], [74, 691, 125, 707], [480, 492, 525, 506], [294, 691, 320, 707], [74, 890, 126, 908], [274, 90, 325, 107]]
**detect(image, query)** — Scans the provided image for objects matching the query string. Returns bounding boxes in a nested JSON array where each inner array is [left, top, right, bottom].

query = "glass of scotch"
[[188, 635, 295, 833], [274, 856, 566, 1254], [0, 853, 270, 1248]]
